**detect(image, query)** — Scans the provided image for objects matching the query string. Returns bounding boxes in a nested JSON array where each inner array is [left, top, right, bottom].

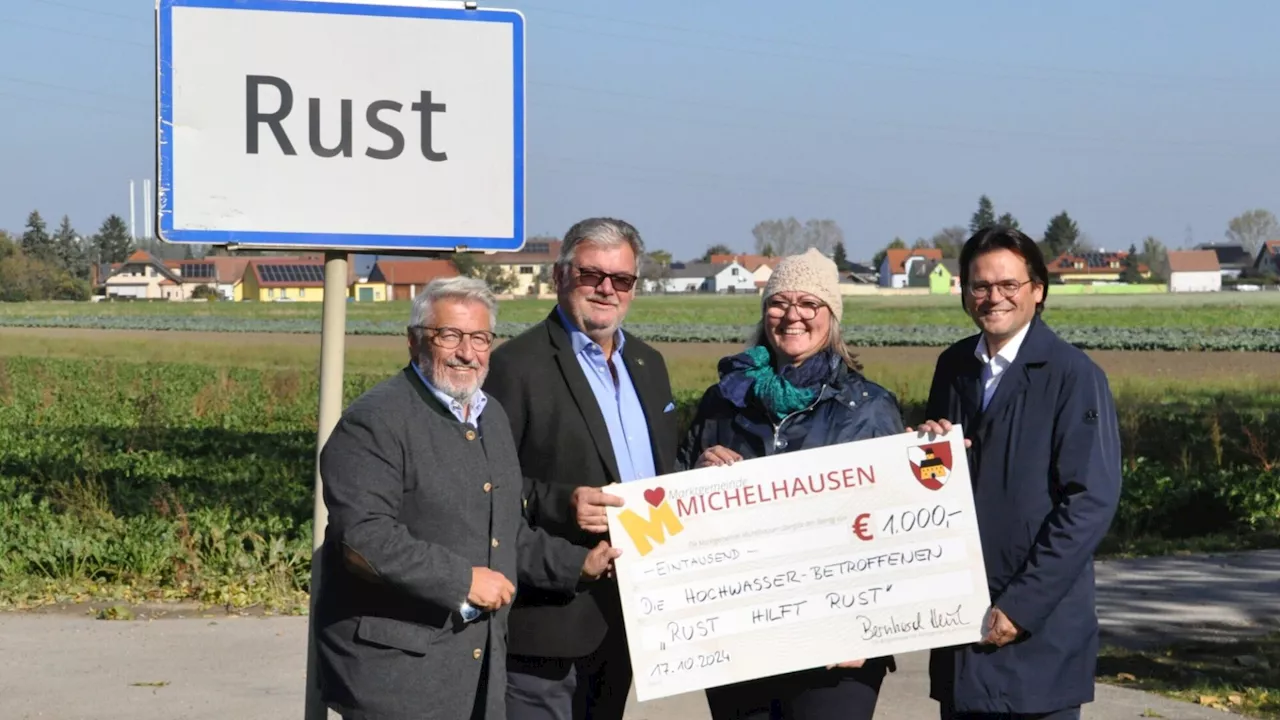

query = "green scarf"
[[717, 345, 833, 421]]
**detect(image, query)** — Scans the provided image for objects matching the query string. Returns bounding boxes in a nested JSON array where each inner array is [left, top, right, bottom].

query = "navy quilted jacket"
[[676, 358, 906, 469]]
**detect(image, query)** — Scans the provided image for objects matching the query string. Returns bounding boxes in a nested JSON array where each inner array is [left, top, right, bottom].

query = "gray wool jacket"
[[313, 366, 591, 720]]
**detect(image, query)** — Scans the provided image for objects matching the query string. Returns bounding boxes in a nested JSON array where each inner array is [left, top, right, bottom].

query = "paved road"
[[1095, 548, 1280, 646], [2, 550, 1276, 720]]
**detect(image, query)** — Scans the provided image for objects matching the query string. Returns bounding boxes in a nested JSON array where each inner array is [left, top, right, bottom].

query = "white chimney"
[[129, 180, 136, 239], [143, 179, 152, 239]]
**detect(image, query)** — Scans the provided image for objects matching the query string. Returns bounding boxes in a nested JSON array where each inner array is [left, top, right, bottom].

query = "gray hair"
[[553, 217, 644, 284], [410, 276, 498, 330]]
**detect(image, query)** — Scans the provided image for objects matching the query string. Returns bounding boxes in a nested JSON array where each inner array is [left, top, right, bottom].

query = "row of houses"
[[1161, 241, 1280, 292], [877, 240, 1280, 294], [95, 248, 811, 302], [94, 252, 407, 302], [654, 240, 1280, 296], [91, 239, 1280, 302], [91, 241, 568, 302]]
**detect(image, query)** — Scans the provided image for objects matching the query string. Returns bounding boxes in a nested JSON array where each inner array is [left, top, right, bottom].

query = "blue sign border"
[[156, 0, 525, 251]]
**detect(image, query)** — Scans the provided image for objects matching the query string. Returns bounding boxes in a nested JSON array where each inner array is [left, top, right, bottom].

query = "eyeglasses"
[[765, 298, 826, 320], [410, 326, 495, 351], [574, 267, 638, 293], [966, 279, 1034, 299]]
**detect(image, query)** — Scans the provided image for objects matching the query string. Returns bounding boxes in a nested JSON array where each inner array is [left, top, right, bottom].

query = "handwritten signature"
[[857, 604, 970, 640]]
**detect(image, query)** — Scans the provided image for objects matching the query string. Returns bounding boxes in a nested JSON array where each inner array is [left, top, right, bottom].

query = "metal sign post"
[[303, 250, 348, 719], [155, 0, 526, 715]]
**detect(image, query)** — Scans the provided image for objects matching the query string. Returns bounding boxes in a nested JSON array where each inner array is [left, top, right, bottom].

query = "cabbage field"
[[2, 292, 1280, 350]]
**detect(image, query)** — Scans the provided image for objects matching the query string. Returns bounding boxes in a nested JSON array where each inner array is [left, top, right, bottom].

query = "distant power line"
[[0, 74, 150, 104], [28, 0, 138, 22], [0, 89, 141, 119], [526, 152, 1196, 218], [0, 18, 150, 48], [529, 81, 1280, 156], [521, 4, 1272, 90]]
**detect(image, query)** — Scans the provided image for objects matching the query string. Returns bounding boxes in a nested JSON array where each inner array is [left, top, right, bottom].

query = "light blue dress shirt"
[[411, 362, 486, 428], [556, 307, 657, 483]]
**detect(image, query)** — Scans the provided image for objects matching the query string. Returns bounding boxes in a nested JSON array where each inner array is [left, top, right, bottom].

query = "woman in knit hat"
[[676, 247, 904, 720]]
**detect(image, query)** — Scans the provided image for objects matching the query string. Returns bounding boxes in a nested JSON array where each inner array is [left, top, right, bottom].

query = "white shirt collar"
[[974, 320, 1032, 367]]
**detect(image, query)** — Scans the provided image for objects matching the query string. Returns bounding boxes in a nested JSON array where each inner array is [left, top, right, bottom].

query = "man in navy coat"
[[915, 226, 1123, 719]]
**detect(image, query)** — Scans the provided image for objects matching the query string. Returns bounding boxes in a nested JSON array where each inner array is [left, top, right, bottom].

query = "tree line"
[[872, 196, 1280, 284], [685, 198, 1277, 286], [1, 211, 141, 301], [868, 195, 1170, 281]]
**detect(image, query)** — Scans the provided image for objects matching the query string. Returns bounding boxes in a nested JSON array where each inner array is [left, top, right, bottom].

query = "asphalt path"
[[1, 550, 1276, 720]]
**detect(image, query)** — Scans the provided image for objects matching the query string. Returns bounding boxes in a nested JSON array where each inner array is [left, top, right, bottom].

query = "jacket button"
[[465, 430, 477, 441], [473, 648, 482, 660], [491, 538, 499, 548], [483, 482, 493, 493]]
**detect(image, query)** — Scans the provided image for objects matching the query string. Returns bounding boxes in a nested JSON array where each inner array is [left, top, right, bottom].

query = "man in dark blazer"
[[915, 226, 1122, 719], [314, 277, 620, 720], [483, 217, 679, 720]]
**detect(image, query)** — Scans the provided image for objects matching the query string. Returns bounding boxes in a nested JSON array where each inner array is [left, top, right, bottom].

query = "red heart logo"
[[643, 487, 666, 507]]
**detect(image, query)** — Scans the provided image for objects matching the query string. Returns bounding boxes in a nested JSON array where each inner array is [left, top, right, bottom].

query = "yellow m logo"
[[617, 502, 684, 556]]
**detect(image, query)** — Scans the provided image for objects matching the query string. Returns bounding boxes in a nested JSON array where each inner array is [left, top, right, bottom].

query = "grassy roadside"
[[1096, 532, 1280, 560], [1098, 633, 1280, 719]]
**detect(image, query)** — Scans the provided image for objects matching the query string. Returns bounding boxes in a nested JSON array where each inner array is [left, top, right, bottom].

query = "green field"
[[4, 294, 1280, 350]]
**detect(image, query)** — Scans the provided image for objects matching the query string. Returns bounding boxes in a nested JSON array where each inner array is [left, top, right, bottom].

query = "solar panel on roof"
[[259, 264, 324, 283], [181, 263, 214, 279]]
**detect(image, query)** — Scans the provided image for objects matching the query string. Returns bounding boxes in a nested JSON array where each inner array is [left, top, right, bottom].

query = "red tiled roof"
[[110, 250, 181, 283], [1048, 251, 1148, 275], [209, 257, 251, 284], [161, 256, 253, 281], [708, 254, 782, 272], [369, 259, 459, 285], [884, 248, 942, 274], [475, 239, 563, 265], [1167, 250, 1220, 273]]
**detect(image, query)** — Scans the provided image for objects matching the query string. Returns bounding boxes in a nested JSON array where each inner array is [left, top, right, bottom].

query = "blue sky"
[[2, 0, 1278, 261]]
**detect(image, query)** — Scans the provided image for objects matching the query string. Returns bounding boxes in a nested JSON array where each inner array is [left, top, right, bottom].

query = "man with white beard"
[[312, 276, 621, 720]]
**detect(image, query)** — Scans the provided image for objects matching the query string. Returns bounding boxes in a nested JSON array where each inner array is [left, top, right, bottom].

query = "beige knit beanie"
[[761, 247, 843, 323]]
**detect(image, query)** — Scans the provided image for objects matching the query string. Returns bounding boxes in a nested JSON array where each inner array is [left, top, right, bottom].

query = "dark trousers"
[[704, 661, 889, 720], [939, 705, 1081, 720], [505, 628, 632, 720]]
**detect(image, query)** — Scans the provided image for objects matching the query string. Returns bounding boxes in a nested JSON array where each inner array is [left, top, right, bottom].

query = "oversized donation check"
[[604, 428, 991, 701]]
